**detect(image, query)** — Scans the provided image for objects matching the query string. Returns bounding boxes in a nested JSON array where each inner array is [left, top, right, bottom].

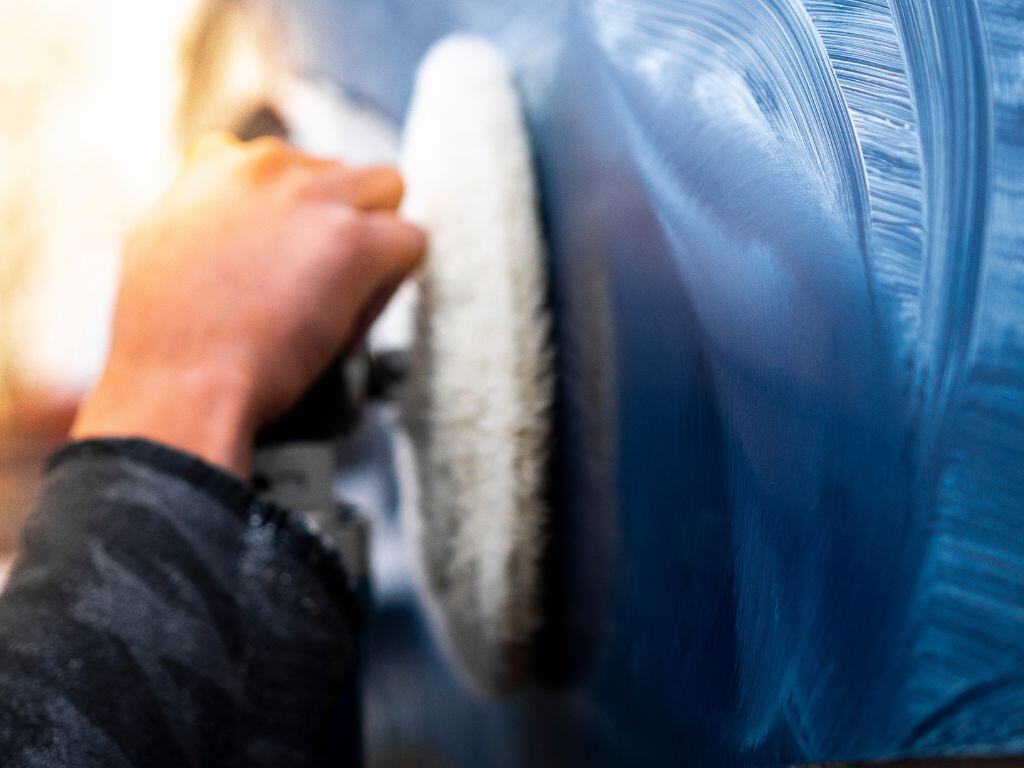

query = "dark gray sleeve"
[[0, 439, 361, 767]]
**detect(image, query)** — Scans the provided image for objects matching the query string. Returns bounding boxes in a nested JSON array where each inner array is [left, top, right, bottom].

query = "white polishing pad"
[[400, 35, 553, 695]]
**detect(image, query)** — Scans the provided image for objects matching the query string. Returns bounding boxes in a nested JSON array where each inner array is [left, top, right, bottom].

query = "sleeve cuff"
[[47, 438, 362, 623]]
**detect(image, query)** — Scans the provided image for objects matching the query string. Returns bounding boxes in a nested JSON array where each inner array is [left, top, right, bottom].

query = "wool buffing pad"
[[400, 35, 553, 695]]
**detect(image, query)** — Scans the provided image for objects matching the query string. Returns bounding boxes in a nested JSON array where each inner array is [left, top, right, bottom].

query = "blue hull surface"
[[300, 2, 1024, 765]]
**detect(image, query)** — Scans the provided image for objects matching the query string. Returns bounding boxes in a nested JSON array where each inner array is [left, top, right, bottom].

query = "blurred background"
[[0, 0, 293, 581]]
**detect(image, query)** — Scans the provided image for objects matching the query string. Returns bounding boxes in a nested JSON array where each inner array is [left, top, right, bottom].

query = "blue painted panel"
[[299, 1, 1024, 765]]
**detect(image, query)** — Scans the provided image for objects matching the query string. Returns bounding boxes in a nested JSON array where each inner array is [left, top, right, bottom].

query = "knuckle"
[[326, 206, 365, 245], [281, 166, 318, 202], [389, 219, 427, 269], [241, 136, 292, 179]]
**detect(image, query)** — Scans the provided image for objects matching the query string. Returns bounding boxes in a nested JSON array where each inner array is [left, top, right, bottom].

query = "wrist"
[[72, 361, 257, 478]]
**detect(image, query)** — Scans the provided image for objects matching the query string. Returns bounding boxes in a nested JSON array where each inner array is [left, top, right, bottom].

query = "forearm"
[[72, 361, 258, 478], [0, 439, 359, 767]]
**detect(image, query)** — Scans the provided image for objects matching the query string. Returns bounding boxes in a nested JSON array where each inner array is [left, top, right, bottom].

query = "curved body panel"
[[299, 2, 1024, 764]]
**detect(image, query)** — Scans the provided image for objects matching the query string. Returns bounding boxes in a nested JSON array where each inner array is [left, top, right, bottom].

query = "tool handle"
[[251, 358, 358, 509], [256, 358, 359, 446]]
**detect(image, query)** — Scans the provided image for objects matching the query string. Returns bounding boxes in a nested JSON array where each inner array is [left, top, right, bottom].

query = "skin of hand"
[[72, 133, 426, 477]]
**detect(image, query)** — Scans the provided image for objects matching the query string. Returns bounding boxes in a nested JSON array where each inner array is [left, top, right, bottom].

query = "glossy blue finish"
[[299, 1, 1024, 764]]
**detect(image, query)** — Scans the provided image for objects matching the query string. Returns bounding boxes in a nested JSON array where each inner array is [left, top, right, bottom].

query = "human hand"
[[72, 133, 425, 477]]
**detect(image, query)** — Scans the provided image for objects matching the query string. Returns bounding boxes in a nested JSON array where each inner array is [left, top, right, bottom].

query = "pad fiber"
[[400, 35, 553, 696]]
